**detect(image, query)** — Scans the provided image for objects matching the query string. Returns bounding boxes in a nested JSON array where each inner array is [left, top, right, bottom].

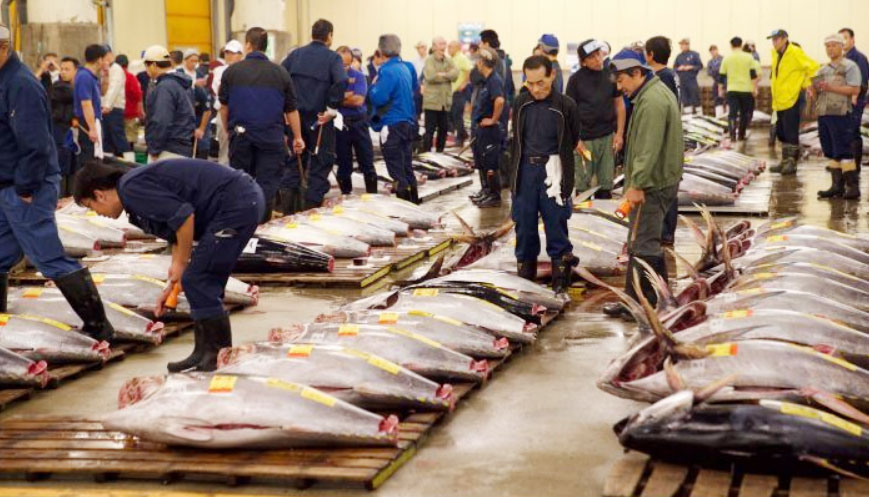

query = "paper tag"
[[332, 206, 345, 215], [309, 213, 322, 221], [577, 201, 593, 209], [735, 288, 767, 296], [92, 274, 105, 284], [408, 310, 434, 318], [108, 302, 137, 317], [338, 324, 360, 336], [287, 344, 314, 357], [683, 156, 693, 163], [412, 288, 439, 297], [266, 378, 301, 393], [133, 275, 165, 286], [22, 288, 43, 299], [751, 273, 776, 280], [580, 241, 602, 252], [765, 235, 788, 243], [0, 315, 7, 326], [705, 343, 738, 357], [208, 375, 237, 393], [816, 351, 858, 371], [368, 355, 401, 375], [769, 220, 794, 230], [242, 238, 259, 254], [85, 211, 98, 217], [387, 326, 442, 348], [284, 222, 298, 229], [378, 312, 400, 325], [779, 402, 862, 437], [301, 386, 337, 407], [722, 310, 752, 319], [360, 194, 372, 202], [19, 314, 72, 331], [433, 315, 465, 327]]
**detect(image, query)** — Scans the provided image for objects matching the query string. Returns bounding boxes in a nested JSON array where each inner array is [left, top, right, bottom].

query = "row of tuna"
[[100, 269, 567, 449], [595, 208, 869, 477], [0, 256, 262, 387], [329, 152, 474, 194]]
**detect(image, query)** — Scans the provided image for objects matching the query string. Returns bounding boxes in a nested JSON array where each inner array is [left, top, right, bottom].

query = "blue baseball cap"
[[767, 29, 788, 39], [538, 34, 560, 54]]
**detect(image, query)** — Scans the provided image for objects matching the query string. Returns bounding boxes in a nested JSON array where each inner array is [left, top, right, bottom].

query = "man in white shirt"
[[413, 41, 427, 78], [211, 40, 244, 164], [101, 45, 131, 158]]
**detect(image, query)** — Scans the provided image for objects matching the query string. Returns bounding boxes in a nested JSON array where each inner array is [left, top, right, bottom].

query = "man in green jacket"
[[603, 58, 683, 319], [422, 36, 458, 153]]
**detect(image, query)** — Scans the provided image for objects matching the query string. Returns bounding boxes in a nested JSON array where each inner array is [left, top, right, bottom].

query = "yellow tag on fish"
[[284, 222, 298, 229], [780, 402, 862, 437], [735, 288, 767, 296], [309, 213, 322, 221], [208, 375, 237, 394], [408, 310, 434, 318], [387, 326, 442, 348], [722, 310, 752, 319], [495, 287, 521, 300], [301, 386, 336, 407], [433, 315, 465, 327], [266, 378, 301, 392], [0, 315, 8, 326], [338, 324, 360, 336], [683, 156, 693, 164], [133, 275, 164, 286], [817, 351, 858, 371], [576, 201, 593, 209], [108, 302, 137, 317], [139, 254, 157, 259], [85, 211, 98, 217], [360, 194, 372, 202], [705, 343, 738, 357], [19, 314, 72, 331], [378, 313, 400, 325], [287, 344, 314, 357], [332, 206, 345, 215], [412, 288, 439, 297], [368, 355, 401, 375], [751, 273, 776, 280], [580, 241, 602, 252], [769, 220, 794, 230], [765, 235, 788, 243], [22, 288, 43, 299], [92, 274, 105, 284]]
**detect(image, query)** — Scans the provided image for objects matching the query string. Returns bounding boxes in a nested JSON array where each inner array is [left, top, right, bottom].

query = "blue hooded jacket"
[[368, 57, 416, 131], [145, 71, 196, 157], [0, 53, 59, 196]]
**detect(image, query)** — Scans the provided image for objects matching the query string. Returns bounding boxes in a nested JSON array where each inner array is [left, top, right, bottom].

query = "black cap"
[[766, 29, 788, 39], [578, 38, 604, 60]]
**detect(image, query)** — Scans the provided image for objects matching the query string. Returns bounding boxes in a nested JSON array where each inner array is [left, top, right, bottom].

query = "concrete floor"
[[1, 130, 868, 496]]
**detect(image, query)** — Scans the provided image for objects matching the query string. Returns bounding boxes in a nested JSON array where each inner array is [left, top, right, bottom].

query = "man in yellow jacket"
[[768, 29, 819, 175]]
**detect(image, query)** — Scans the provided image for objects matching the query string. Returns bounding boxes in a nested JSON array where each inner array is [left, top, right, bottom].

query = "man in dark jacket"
[[221, 27, 303, 221], [142, 45, 196, 161], [0, 25, 115, 342], [49, 57, 79, 197], [281, 19, 348, 211], [509, 55, 582, 295]]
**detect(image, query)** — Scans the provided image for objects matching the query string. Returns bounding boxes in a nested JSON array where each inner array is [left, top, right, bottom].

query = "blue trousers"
[[336, 118, 375, 181], [228, 132, 285, 212], [512, 162, 573, 261], [380, 122, 417, 190], [102, 108, 131, 155], [472, 125, 502, 173], [0, 176, 80, 279], [182, 175, 264, 320], [282, 117, 336, 205]]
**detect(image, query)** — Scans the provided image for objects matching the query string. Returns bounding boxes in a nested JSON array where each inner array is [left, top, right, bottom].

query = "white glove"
[[543, 154, 564, 206]]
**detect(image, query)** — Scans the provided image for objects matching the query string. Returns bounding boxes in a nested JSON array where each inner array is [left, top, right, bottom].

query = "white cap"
[[183, 48, 198, 60], [0, 25, 9, 42], [825, 33, 845, 45], [143, 45, 171, 63], [224, 40, 243, 53]]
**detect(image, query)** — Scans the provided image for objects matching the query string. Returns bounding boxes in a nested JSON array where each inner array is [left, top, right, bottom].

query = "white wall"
[[111, 0, 168, 58], [232, 0, 287, 32], [27, 0, 97, 23], [298, 0, 869, 66]]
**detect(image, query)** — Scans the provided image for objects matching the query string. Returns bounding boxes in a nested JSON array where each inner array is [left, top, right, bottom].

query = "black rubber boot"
[[517, 260, 537, 282], [261, 195, 275, 223], [191, 314, 232, 372], [337, 176, 354, 195], [0, 272, 7, 313], [854, 139, 863, 175], [844, 170, 861, 200], [53, 268, 115, 343], [477, 171, 502, 207], [364, 175, 379, 194], [277, 188, 305, 215], [550, 254, 577, 295], [396, 186, 411, 202], [818, 169, 844, 199], [469, 169, 488, 201], [409, 185, 421, 205], [602, 302, 631, 319], [770, 145, 795, 174], [167, 323, 204, 372], [780, 144, 799, 175], [304, 199, 322, 211]]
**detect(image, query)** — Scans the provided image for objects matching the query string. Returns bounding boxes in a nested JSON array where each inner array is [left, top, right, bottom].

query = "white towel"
[[543, 154, 563, 206]]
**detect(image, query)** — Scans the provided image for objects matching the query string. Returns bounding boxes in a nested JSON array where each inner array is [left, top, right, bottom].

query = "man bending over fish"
[[73, 158, 264, 371]]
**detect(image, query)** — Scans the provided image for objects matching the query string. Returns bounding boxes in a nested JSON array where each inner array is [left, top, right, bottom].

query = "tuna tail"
[[576, 267, 648, 328], [451, 211, 477, 240], [679, 214, 715, 272], [666, 247, 700, 281], [631, 271, 706, 359], [634, 257, 678, 314]]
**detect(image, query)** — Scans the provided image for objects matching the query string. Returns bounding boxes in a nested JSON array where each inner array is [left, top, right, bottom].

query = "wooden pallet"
[[604, 453, 869, 497], [418, 176, 473, 203], [0, 311, 560, 491], [0, 320, 194, 412], [234, 235, 454, 288]]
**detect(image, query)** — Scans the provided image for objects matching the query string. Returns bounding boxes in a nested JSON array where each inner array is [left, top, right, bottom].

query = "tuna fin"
[[663, 357, 686, 392], [165, 419, 215, 442], [634, 258, 677, 313], [667, 247, 700, 281], [631, 271, 703, 359], [452, 211, 477, 238], [698, 206, 719, 260], [800, 387, 869, 426], [576, 267, 648, 328], [801, 455, 869, 480], [694, 374, 738, 402], [679, 215, 708, 253]]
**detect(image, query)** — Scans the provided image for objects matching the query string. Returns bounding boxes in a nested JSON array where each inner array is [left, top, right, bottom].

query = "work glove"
[[544, 154, 564, 206]]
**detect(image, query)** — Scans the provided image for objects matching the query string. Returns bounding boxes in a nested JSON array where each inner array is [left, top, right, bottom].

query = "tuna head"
[[118, 375, 166, 409], [216, 344, 259, 368], [616, 390, 695, 436], [268, 324, 307, 343]]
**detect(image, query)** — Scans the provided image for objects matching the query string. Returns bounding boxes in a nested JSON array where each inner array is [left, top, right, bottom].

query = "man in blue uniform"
[[369, 34, 418, 203], [471, 47, 506, 208], [0, 25, 115, 342], [221, 28, 303, 221], [538, 34, 563, 94], [674, 38, 703, 114], [707, 45, 725, 117], [510, 55, 581, 295], [335, 45, 376, 194], [281, 19, 348, 211], [840, 28, 869, 174], [142, 45, 196, 162], [74, 44, 108, 161], [73, 158, 264, 372]]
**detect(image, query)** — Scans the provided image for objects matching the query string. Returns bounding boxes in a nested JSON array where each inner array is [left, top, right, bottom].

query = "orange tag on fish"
[[576, 201, 593, 209], [338, 324, 360, 336], [22, 288, 43, 299], [705, 343, 738, 357], [378, 312, 400, 325], [208, 375, 237, 393], [722, 310, 752, 319], [412, 288, 439, 297], [765, 235, 788, 243], [287, 344, 314, 357], [0, 315, 8, 326]]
